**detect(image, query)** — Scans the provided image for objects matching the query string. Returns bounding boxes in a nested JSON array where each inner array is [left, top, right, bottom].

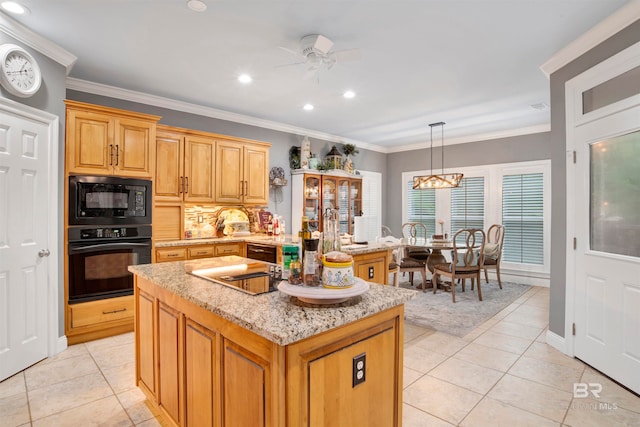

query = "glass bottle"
[[303, 238, 320, 286], [299, 216, 312, 260]]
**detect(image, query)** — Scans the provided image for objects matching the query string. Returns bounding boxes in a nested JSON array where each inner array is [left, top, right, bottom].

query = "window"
[[502, 173, 544, 265], [406, 179, 436, 235], [450, 176, 485, 239], [403, 160, 550, 278]]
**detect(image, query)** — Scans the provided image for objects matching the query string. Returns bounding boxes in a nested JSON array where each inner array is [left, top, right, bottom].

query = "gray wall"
[[66, 90, 387, 234], [385, 132, 552, 236], [547, 18, 640, 337], [0, 34, 69, 337]]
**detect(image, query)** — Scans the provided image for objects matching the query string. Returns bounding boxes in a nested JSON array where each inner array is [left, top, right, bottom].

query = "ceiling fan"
[[278, 34, 360, 79]]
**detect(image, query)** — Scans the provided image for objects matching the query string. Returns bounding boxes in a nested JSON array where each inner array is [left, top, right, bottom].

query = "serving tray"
[[277, 278, 369, 304]]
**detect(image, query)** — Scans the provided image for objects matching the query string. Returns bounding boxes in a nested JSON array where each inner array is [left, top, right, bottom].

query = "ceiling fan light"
[[303, 104, 314, 111], [343, 90, 355, 99]]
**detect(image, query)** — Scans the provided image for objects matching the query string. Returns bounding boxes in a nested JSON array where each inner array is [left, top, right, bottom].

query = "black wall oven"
[[69, 175, 152, 225], [68, 225, 152, 303]]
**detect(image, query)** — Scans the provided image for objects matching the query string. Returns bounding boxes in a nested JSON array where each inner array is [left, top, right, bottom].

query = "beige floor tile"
[[0, 391, 30, 426], [25, 353, 100, 391], [85, 332, 134, 354], [404, 322, 436, 344], [28, 372, 113, 421], [403, 367, 423, 389], [403, 403, 455, 426], [460, 326, 486, 342], [488, 374, 572, 422], [523, 342, 584, 370], [117, 387, 161, 425], [34, 343, 88, 367], [453, 342, 520, 372], [0, 372, 26, 399], [564, 397, 640, 427], [429, 357, 504, 394], [581, 367, 640, 413], [477, 316, 501, 330], [536, 328, 549, 342], [473, 330, 533, 355], [403, 344, 448, 373], [503, 308, 548, 329], [460, 397, 559, 427], [508, 355, 584, 392], [403, 375, 483, 425], [489, 320, 543, 340], [31, 395, 131, 427], [102, 361, 137, 393], [89, 342, 135, 370], [412, 331, 469, 356], [136, 417, 168, 427]]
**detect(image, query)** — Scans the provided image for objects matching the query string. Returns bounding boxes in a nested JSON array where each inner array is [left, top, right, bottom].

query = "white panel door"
[[574, 105, 640, 394], [0, 103, 51, 381]]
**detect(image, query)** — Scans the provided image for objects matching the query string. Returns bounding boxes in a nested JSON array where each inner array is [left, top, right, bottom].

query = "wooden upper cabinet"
[[215, 139, 269, 205], [185, 135, 216, 203], [154, 126, 215, 203], [65, 100, 160, 178]]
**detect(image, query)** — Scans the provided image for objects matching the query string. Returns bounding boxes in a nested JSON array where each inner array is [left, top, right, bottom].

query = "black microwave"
[[69, 175, 152, 225]]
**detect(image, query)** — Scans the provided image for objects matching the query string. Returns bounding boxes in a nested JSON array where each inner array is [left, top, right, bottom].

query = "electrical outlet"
[[352, 353, 366, 387]]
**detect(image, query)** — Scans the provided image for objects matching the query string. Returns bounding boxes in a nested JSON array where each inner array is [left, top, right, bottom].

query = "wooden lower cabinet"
[[67, 295, 134, 345], [352, 249, 392, 285], [135, 276, 403, 427]]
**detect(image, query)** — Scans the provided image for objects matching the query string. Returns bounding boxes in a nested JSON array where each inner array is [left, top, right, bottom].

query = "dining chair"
[[432, 228, 485, 302], [396, 239, 428, 290], [401, 222, 431, 262], [482, 224, 505, 289]]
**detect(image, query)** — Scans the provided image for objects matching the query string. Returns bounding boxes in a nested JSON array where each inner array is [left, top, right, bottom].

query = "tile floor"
[[1, 285, 639, 426]]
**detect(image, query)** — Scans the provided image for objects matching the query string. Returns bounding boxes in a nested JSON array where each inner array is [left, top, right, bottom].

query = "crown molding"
[[66, 77, 389, 153], [385, 124, 550, 153], [540, 0, 640, 77], [0, 12, 76, 73]]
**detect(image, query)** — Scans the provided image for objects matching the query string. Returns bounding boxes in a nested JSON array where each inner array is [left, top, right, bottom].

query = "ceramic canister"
[[321, 256, 355, 288]]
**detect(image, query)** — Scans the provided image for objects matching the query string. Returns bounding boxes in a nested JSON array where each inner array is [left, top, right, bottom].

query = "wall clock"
[[0, 44, 42, 98]]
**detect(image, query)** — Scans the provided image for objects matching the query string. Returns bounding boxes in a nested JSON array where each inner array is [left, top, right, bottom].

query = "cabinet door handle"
[[184, 177, 189, 194], [180, 176, 184, 194], [102, 308, 127, 315], [115, 144, 119, 166], [243, 180, 248, 196], [109, 144, 114, 166]]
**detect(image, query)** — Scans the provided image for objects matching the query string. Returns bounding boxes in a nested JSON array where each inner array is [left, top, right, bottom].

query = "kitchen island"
[[129, 257, 414, 427]]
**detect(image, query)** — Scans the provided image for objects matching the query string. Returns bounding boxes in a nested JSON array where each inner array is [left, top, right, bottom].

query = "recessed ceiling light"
[[186, 0, 207, 12], [303, 104, 314, 111], [238, 74, 252, 84], [343, 90, 355, 99], [1, 1, 29, 14]]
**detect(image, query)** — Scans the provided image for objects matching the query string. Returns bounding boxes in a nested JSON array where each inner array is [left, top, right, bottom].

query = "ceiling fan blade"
[[274, 61, 307, 68], [278, 46, 302, 57], [333, 48, 361, 63]]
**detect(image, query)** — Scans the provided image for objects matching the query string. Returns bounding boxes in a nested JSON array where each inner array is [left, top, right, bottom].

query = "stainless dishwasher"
[[246, 243, 277, 263]]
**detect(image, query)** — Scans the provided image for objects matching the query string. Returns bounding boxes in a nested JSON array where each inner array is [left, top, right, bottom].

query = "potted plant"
[[342, 143, 359, 173]]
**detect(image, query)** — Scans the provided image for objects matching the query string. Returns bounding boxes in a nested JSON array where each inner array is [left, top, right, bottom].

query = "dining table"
[[405, 238, 455, 288]]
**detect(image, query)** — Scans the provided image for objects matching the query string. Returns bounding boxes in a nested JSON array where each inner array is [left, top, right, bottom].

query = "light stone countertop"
[[129, 256, 415, 346], [155, 235, 400, 255]]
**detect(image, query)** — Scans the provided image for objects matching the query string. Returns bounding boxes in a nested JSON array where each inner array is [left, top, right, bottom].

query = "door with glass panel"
[[574, 104, 640, 394]]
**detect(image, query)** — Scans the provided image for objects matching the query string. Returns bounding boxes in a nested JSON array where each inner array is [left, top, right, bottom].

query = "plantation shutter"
[[360, 171, 381, 242], [450, 177, 485, 241], [406, 180, 436, 236], [502, 173, 544, 264]]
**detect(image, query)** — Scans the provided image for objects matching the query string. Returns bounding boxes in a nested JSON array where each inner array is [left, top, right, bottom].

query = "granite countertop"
[[129, 257, 415, 346], [155, 235, 400, 255]]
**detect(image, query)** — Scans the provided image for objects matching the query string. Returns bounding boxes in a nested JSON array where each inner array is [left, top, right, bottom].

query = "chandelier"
[[412, 121, 463, 189]]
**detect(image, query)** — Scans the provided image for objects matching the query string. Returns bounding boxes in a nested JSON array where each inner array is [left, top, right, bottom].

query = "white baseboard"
[[545, 329, 571, 356], [53, 335, 68, 356], [487, 271, 550, 287]]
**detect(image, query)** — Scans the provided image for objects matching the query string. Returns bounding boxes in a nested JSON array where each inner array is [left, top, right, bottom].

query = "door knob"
[[38, 249, 50, 257]]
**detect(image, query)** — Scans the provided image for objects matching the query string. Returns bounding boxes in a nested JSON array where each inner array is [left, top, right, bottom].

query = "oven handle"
[[69, 242, 151, 253]]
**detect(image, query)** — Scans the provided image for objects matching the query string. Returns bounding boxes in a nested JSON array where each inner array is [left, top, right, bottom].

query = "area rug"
[[401, 279, 531, 337]]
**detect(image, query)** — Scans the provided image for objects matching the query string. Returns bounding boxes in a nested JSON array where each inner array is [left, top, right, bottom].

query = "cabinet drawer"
[[156, 247, 187, 262], [188, 245, 214, 259], [70, 296, 134, 328], [214, 243, 243, 257]]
